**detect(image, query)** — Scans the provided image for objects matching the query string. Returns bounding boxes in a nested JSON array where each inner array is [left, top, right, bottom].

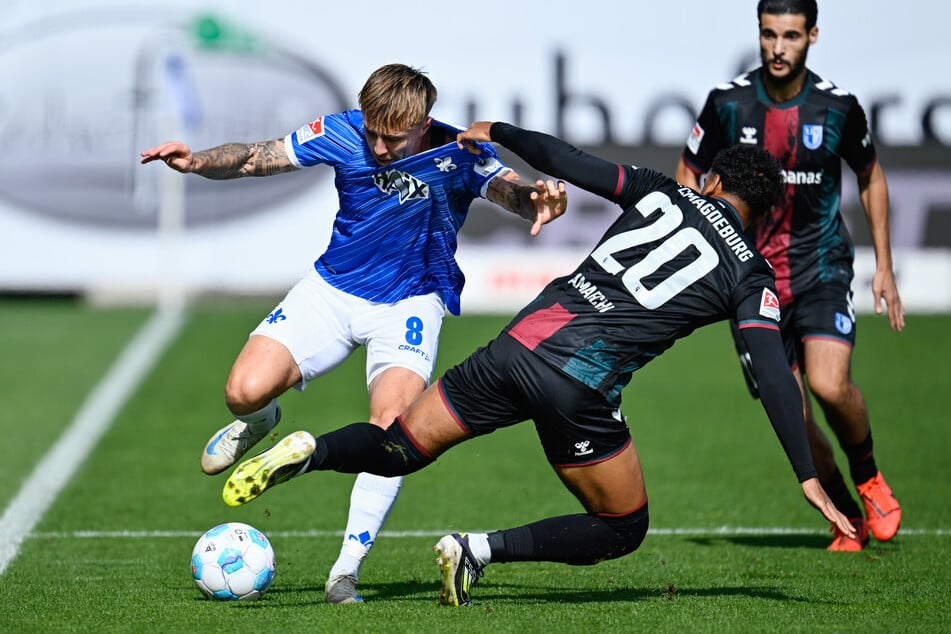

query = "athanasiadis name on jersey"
[[677, 187, 755, 262]]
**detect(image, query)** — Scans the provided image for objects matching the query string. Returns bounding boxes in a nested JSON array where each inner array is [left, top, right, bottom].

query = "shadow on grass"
[[192, 577, 829, 607], [687, 534, 903, 555], [686, 534, 831, 549], [262, 580, 825, 605]]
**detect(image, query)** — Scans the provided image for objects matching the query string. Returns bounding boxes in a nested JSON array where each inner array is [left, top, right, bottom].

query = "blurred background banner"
[[1, 0, 948, 311]]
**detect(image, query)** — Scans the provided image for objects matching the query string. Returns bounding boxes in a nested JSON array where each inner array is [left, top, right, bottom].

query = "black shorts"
[[731, 279, 856, 372], [438, 333, 631, 468], [780, 279, 857, 367]]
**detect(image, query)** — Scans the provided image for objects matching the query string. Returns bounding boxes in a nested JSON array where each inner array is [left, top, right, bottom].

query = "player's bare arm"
[[486, 172, 567, 236], [856, 162, 905, 331], [140, 138, 296, 179], [458, 122, 567, 236]]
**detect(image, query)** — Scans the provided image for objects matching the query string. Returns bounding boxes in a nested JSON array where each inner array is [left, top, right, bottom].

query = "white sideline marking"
[[27, 527, 951, 539], [0, 304, 185, 575]]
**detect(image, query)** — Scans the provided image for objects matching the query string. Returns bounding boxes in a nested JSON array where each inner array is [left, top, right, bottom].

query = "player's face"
[[759, 13, 818, 86], [364, 117, 432, 166]]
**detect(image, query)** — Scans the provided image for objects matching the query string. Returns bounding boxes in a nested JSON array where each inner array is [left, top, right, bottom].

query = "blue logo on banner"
[[835, 312, 852, 334], [803, 125, 824, 150]]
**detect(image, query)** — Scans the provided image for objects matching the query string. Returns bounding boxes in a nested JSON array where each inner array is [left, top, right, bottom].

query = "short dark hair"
[[757, 0, 818, 30], [710, 145, 784, 220]]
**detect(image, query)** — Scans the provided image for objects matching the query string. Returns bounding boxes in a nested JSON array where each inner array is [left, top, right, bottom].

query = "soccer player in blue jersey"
[[140, 64, 567, 603], [674, 1, 904, 551], [219, 124, 856, 607]]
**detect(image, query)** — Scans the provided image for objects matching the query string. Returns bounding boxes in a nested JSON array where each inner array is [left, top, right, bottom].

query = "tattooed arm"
[[485, 170, 568, 237], [139, 139, 297, 179]]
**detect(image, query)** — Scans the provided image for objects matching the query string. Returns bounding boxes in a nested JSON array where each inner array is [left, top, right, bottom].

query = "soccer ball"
[[191, 522, 276, 601]]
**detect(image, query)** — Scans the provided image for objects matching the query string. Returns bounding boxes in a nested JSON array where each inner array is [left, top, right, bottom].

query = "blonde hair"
[[358, 64, 437, 132]]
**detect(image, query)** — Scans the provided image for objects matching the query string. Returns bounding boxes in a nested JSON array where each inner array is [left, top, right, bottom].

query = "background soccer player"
[[220, 123, 856, 607], [140, 64, 567, 603], [674, 0, 904, 551]]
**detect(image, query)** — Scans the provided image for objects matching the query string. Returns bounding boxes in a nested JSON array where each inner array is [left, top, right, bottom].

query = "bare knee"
[[225, 336, 300, 416], [225, 370, 279, 416], [368, 409, 405, 428], [368, 367, 426, 427], [808, 375, 853, 409]]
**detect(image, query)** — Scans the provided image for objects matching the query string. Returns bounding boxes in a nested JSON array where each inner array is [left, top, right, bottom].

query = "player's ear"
[[809, 26, 818, 45], [700, 172, 723, 197]]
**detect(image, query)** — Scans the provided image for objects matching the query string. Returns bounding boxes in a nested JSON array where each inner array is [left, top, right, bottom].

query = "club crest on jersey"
[[372, 169, 429, 203], [740, 126, 758, 144], [296, 117, 325, 143], [434, 156, 457, 172], [835, 312, 853, 335], [802, 124, 824, 150], [759, 288, 781, 321]]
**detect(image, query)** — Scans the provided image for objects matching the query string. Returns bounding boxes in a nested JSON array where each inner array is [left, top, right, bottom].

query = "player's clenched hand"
[[801, 477, 856, 539], [872, 268, 905, 332], [529, 178, 568, 236], [456, 121, 494, 154], [140, 141, 194, 173]]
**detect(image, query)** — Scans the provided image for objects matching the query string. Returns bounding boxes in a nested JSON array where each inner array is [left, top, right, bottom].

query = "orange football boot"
[[856, 471, 901, 541], [828, 517, 869, 552]]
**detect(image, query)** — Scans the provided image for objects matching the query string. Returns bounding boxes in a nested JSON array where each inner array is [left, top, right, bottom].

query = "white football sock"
[[236, 398, 280, 431], [466, 533, 491, 567], [328, 472, 402, 581]]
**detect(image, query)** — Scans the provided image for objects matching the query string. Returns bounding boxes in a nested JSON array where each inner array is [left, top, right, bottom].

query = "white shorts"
[[250, 268, 446, 390]]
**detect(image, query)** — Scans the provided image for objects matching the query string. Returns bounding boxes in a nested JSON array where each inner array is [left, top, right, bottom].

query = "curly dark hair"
[[710, 145, 784, 220]]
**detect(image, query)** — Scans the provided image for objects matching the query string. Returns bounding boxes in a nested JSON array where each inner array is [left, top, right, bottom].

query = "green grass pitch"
[[0, 298, 948, 632]]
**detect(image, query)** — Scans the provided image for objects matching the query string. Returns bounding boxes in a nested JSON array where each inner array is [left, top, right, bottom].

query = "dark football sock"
[[842, 430, 877, 486], [305, 420, 432, 476], [822, 467, 863, 518], [487, 503, 648, 565]]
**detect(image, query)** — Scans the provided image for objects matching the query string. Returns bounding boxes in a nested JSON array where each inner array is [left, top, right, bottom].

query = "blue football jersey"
[[283, 110, 509, 315]]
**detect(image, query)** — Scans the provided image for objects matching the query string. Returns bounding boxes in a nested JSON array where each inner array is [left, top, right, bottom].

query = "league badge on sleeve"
[[686, 122, 705, 154], [759, 288, 781, 321], [296, 117, 326, 143]]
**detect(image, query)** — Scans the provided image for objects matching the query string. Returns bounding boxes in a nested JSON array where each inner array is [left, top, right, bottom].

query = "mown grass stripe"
[[0, 305, 184, 575]]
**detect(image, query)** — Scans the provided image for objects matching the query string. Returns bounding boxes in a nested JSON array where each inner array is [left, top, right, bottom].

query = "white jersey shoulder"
[[715, 72, 754, 91], [812, 76, 852, 97]]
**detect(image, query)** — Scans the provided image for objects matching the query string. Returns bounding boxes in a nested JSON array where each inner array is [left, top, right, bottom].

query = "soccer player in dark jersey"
[[675, 0, 904, 552], [219, 121, 856, 607]]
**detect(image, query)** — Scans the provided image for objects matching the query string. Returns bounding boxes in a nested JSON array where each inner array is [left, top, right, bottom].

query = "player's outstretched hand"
[[456, 121, 494, 154], [801, 477, 856, 539], [529, 178, 568, 236], [872, 268, 905, 332], [140, 141, 194, 173]]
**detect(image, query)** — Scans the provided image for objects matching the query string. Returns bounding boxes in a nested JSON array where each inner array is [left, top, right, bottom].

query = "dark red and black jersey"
[[491, 123, 781, 403], [488, 122, 815, 481], [681, 69, 877, 306]]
